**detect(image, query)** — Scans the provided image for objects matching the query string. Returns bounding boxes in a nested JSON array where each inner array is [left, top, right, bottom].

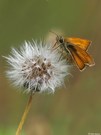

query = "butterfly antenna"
[[49, 30, 59, 37]]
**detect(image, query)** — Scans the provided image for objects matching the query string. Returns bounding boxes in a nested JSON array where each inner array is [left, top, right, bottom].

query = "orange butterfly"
[[53, 34, 95, 71]]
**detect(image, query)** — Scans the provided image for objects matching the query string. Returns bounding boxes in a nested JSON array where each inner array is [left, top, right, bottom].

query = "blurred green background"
[[0, 0, 101, 135]]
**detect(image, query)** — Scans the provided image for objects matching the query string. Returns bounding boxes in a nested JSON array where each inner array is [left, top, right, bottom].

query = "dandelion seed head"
[[5, 41, 70, 93]]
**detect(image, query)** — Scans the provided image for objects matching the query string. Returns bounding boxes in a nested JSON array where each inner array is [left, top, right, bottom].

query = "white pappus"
[[4, 40, 70, 93]]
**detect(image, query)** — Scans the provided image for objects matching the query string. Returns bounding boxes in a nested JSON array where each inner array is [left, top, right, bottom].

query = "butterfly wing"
[[66, 45, 95, 71], [64, 37, 91, 51], [75, 46, 95, 66]]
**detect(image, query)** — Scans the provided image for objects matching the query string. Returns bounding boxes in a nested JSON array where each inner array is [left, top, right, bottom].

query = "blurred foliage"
[[0, 0, 101, 135]]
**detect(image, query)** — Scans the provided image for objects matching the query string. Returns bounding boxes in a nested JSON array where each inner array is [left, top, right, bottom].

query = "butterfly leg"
[[52, 43, 61, 52], [52, 41, 57, 49], [58, 47, 65, 61]]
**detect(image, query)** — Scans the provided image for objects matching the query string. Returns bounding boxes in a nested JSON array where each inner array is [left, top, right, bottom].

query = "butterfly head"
[[49, 31, 64, 44], [56, 36, 64, 44]]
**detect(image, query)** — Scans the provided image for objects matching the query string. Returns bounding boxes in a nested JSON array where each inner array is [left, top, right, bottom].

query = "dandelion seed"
[[4, 40, 70, 93]]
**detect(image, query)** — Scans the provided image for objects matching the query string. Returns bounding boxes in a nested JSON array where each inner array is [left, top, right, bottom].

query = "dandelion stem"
[[16, 92, 34, 135]]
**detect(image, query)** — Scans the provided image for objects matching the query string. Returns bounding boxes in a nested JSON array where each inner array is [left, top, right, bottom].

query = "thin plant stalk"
[[16, 92, 34, 135]]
